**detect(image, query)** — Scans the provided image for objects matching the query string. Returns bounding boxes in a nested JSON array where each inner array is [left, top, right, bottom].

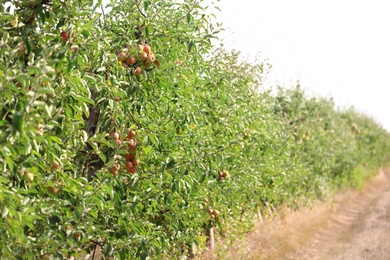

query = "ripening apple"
[[144, 59, 152, 68], [144, 53, 156, 67], [139, 51, 147, 60], [23, 172, 34, 183], [126, 161, 136, 174], [143, 45, 151, 55], [121, 62, 128, 68], [128, 139, 137, 151], [110, 132, 120, 140], [126, 161, 133, 169], [124, 154, 133, 161], [52, 161, 59, 170], [147, 53, 155, 62], [48, 186, 59, 194], [127, 130, 136, 139], [15, 81, 22, 88], [40, 254, 50, 260], [46, 93, 55, 99], [125, 57, 136, 65], [60, 31, 69, 42], [155, 59, 161, 68], [134, 67, 142, 75], [117, 52, 127, 61], [132, 158, 139, 167], [109, 163, 120, 175], [115, 139, 122, 146], [109, 169, 118, 175], [128, 167, 136, 174], [72, 232, 81, 238], [17, 43, 24, 55], [137, 44, 144, 52], [114, 96, 121, 102]]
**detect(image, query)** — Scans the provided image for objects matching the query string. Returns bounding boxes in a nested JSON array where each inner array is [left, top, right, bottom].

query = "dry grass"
[[201, 168, 390, 260], [212, 202, 334, 260]]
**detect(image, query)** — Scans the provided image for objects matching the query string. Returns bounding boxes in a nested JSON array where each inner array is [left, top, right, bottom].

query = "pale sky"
[[211, 0, 390, 131]]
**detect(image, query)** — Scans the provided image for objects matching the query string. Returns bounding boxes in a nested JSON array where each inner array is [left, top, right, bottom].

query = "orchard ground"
[[205, 167, 390, 259]]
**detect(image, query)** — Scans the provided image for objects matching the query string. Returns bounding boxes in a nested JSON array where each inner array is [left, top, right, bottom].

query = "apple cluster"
[[124, 130, 139, 174], [206, 208, 220, 219], [117, 43, 160, 75], [108, 130, 139, 175], [218, 170, 230, 181]]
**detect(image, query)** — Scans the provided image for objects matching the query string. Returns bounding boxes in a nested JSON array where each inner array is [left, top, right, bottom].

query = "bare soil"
[[217, 168, 390, 260]]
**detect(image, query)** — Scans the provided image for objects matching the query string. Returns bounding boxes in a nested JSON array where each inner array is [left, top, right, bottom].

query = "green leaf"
[[12, 111, 24, 133], [188, 39, 194, 52]]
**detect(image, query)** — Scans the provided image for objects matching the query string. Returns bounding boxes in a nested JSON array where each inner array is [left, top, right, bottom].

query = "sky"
[[208, 0, 390, 131]]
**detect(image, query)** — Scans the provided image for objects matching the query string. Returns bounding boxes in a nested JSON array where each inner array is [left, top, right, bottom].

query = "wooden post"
[[265, 202, 273, 218], [257, 207, 263, 223], [207, 227, 215, 250], [189, 242, 197, 258]]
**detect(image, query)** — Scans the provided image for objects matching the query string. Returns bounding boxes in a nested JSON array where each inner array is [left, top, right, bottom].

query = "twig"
[[135, 0, 147, 18]]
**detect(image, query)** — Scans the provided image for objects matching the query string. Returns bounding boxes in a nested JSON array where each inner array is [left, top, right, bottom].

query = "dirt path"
[[291, 168, 390, 260], [220, 168, 390, 260]]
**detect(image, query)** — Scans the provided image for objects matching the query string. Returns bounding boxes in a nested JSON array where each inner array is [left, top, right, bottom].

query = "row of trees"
[[1, 0, 390, 258]]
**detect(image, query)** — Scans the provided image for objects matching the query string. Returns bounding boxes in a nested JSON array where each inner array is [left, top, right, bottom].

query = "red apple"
[[125, 57, 136, 65], [124, 154, 133, 161], [155, 59, 161, 68], [114, 96, 121, 102], [128, 139, 137, 151], [121, 62, 128, 68], [115, 139, 122, 146], [117, 52, 127, 61], [126, 161, 133, 169], [127, 130, 136, 139], [60, 31, 69, 42], [109, 163, 120, 175], [134, 67, 142, 75], [110, 132, 120, 140], [112, 163, 120, 171], [126, 161, 136, 173], [143, 45, 151, 55]]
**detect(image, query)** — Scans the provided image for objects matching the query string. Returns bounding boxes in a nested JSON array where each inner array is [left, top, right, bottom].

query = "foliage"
[[1, 0, 390, 259]]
